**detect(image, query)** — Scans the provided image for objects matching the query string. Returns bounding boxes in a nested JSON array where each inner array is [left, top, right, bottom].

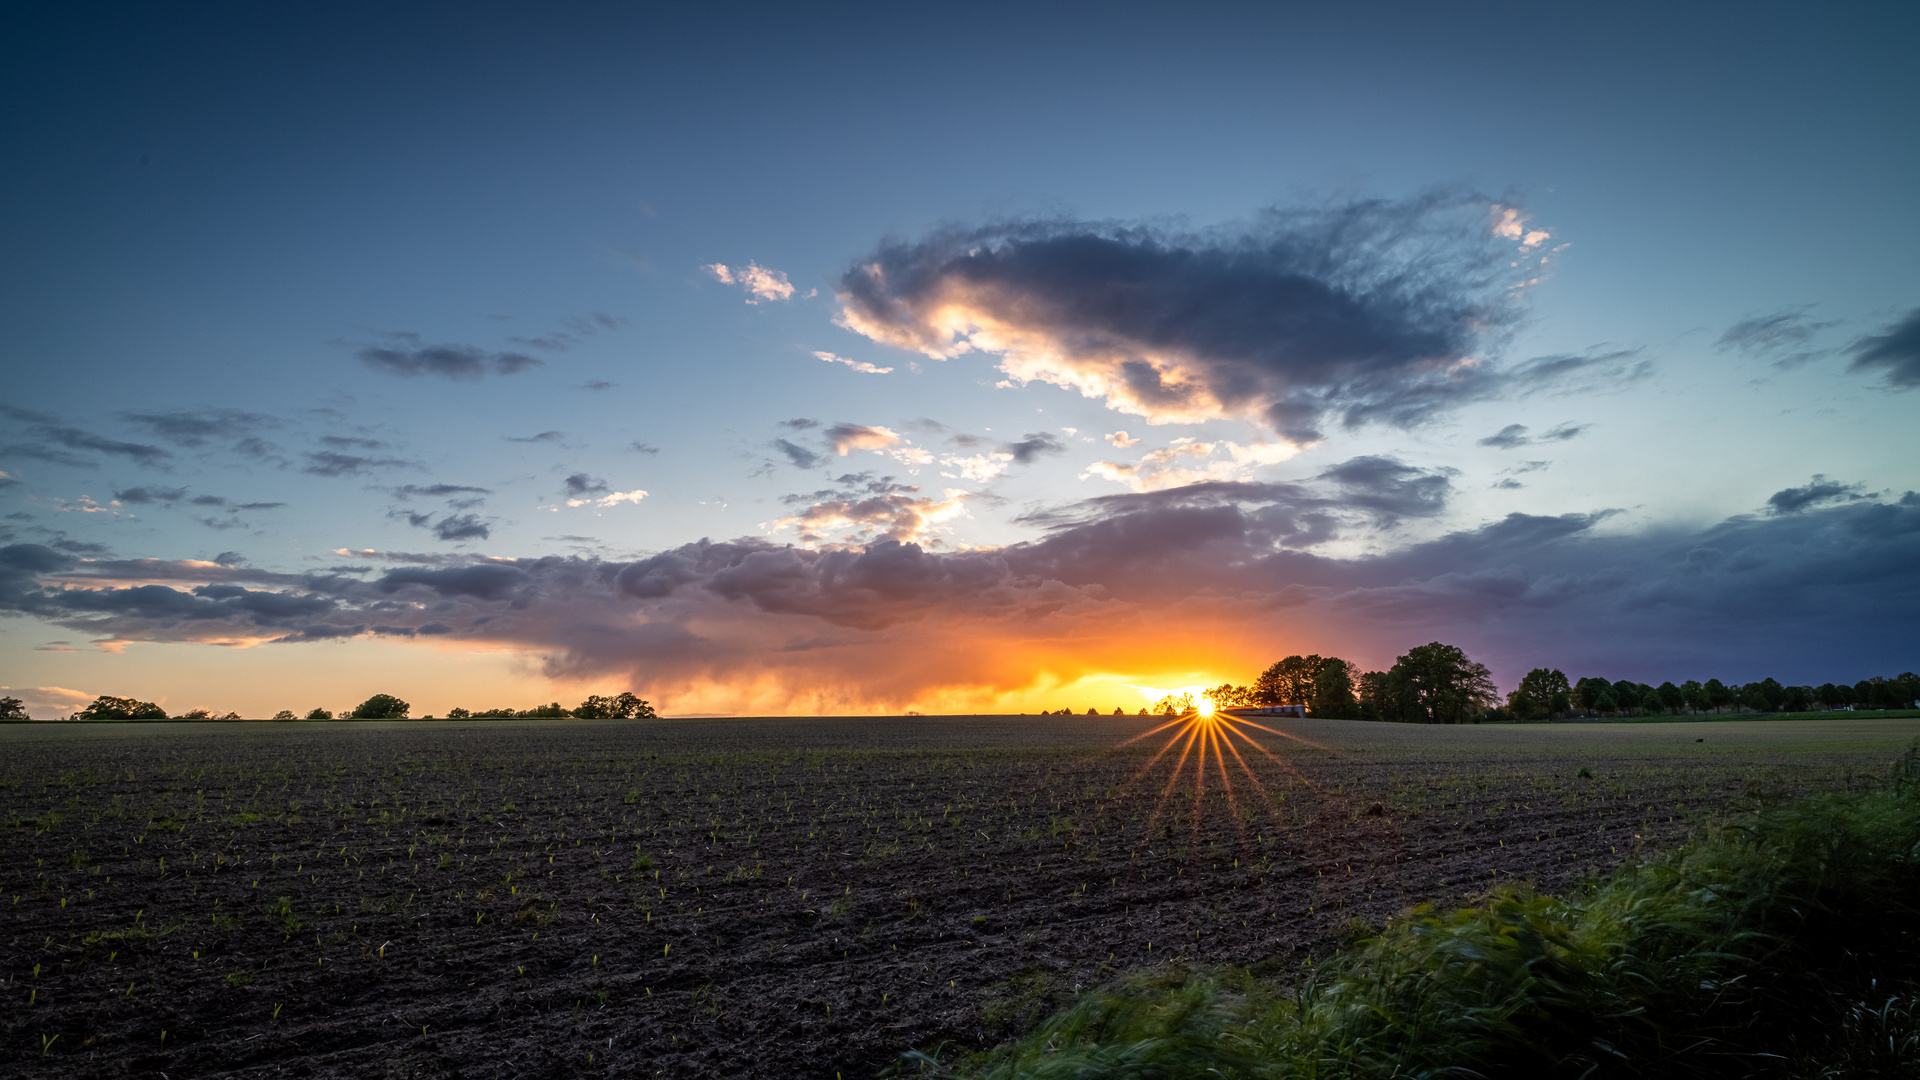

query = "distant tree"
[[1389, 642, 1497, 723], [1640, 687, 1665, 714], [1594, 691, 1619, 715], [518, 702, 572, 719], [1680, 680, 1705, 712], [306, 707, 333, 720], [176, 708, 214, 720], [1358, 669, 1412, 721], [270, 710, 296, 721], [349, 694, 409, 719], [1509, 668, 1572, 720], [0, 696, 28, 720], [607, 692, 655, 719], [1782, 684, 1811, 712], [1203, 683, 1256, 710], [1310, 660, 1357, 719], [77, 695, 167, 720], [1254, 655, 1327, 707], [1612, 680, 1645, 715], [574, 695, 616, 719], [1151, 692, 1194, 716], [445, 707, 471, 719], [1571, 677, 1612, 714], [1702, 679, 1731, 713], [1111, 706, 1125, 716], [1657, 681, 1684, 713]]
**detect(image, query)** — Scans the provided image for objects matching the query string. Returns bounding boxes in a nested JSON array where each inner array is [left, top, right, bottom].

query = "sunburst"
[[1114, 708, 1332, 852]]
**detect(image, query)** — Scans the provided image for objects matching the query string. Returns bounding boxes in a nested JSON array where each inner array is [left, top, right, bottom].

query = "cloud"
[[506, 431, 565, 443], [114, 486, 189, 504], [432, 514, 491, 541], [813, 351, 893, 375], [1847, 308, 1920, 389], [1001, 432, 1064, 465], [773, 439, 823, 469], [561, 474, 645, 508], [1766, 475, 1865, 515], [1717, 309, 1837, 369], [1084, 439, 1299, 492], [824, 423, 902, 456], [118, 409, 279, 448], [767, 478, 971, 546], [1477, 421, 1587, 449], [507, 312, 629, 352], [705, 261, 797, 303], [1316, 456, 1453, 524], [580, 381, 618, 391], [627, 442, 659, 455], [356, 337, 542, 380], [389, 484, 493, 501], [834, 193, 1554, 445], [563, 474, 609, 498], [303, 451, 417, 477], [5, 481, 1917, 712], [1105, 431, 1140, 448], [18, 427, 171, 467]]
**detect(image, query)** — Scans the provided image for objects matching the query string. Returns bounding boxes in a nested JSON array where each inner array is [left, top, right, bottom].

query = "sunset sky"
[[2, 2, 1916, 718]]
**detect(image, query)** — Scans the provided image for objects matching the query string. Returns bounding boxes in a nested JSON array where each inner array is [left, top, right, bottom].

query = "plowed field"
[[6, 714, 1918, 1079]]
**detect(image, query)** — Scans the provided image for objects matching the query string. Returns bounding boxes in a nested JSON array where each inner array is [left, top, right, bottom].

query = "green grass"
[[932, 744, 1920, 1079], [1578, 708, 1920, 724]]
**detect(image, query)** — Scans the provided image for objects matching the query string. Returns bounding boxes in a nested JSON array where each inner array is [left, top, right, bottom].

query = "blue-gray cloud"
[[1766, 475, 1866, 515], [1478, 421, 1588, 449], [836, 194, 1568, 445], [1848, 308, 1920, 389], [356, 335, 542, 380]]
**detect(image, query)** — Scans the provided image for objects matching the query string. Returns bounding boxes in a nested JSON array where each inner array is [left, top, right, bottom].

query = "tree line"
[[1203, 643, 1920, 723], [25, 691, 656, 722]]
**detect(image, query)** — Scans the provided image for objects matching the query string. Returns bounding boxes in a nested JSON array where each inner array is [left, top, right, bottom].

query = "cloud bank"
[[834, 194, 1559, 445], [3, 476, 1913, 713]]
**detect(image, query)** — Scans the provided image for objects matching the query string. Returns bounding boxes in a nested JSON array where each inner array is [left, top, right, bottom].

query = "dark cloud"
[[214, 551, 246, 566], [1766, 475, 1866, 515], [563, 473, 610, 497], [50, 538, 111, 555], [506, 431, 565, 443], [1477, 422, 1587, 449], [1847, 308, 1920, 389], [627, 442, 659, 454], [837, 194, 1567, 445], [3, 425, 170, 468], [1316, 456, 1452, 523], [390, 484, 492, 500], [231, 502, 286, 511], [303, 451, 417, 477], [780, 418, 821, 430], [190, 494, 227, 506], [1003, 432, 1066, 464], [357, 337, 542, 380], [580, 381, 618, 392], [114, 486, 189, 504], [5, 484, 1918, 703], [432, 514, 491, 541], [823, 423, 900, 456], [773, 439, 822, 469]]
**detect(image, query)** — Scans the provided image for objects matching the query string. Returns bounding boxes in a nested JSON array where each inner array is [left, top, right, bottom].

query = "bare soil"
[[4, 714, 1917, 1079]]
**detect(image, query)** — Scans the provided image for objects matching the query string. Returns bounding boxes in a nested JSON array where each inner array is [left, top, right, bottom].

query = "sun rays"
[[1118, 709, 1334, 852]]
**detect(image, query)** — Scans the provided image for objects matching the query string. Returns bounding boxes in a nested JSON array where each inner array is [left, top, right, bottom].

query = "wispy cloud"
[[355, 333, 542, 380], [705, 261, 799, 304], [1847, 307, 1920, 389], [1477, 421, 1588, 449], [813, 351, 893, 375]]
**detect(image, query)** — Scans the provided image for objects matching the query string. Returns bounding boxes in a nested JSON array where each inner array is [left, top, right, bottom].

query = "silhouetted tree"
[[1310, 659, 1358, 718], [1389, 642, 1496, 723], [306, 707, 333, 720], [349, 694, 409, 719], [0, 697, 26, 720], [1509, 668, 1572, 719], [77, 696, 167, 720]]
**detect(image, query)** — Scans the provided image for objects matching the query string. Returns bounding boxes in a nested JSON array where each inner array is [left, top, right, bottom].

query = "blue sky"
[[2, 1, 1916, 717]]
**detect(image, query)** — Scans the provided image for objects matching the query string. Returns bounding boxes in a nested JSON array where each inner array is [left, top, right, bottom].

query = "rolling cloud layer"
[[4, 478, 1913, 713]]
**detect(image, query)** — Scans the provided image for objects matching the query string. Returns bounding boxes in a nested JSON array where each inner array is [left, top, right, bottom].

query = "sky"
[[2, 1, 1917, 718]]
